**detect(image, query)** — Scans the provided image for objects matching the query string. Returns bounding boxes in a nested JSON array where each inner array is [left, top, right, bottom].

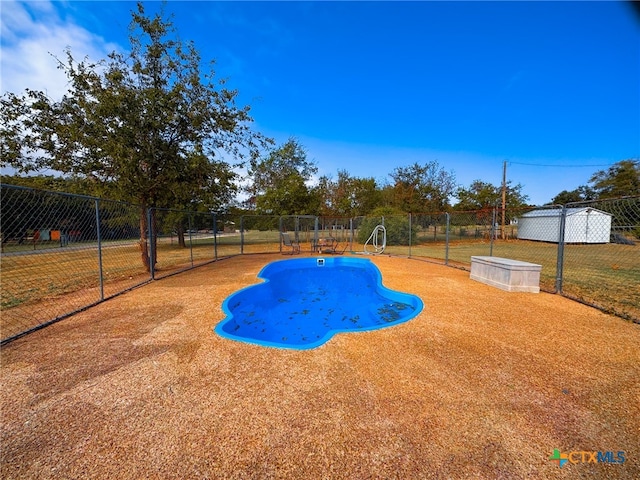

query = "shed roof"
[[520, 207, 612, 218]]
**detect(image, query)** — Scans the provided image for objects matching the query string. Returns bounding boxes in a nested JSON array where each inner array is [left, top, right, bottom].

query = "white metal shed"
[[517, 207, 612, 243]]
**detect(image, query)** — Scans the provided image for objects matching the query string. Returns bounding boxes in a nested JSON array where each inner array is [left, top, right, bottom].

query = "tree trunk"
[[176, 222, 186, 248], [149, 208, 157, 270], [139, 205, 151, 273]]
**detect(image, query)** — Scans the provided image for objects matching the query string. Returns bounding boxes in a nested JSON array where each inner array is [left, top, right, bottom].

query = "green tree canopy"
[[0, 174, 94, 195], [0, 3, 267, 270], [549, 185, 596, 205], [316, 170, 381, 217], [454, 180, 529, 211], [246, 138, 318, 215], [388, 161, 456, 213], [589, 159, 640, 199]]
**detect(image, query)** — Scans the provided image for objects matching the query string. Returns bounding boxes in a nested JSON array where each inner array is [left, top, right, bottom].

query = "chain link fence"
[[151, 208, 219, 279], [490, 204, 563, 292], [0, 185, 246, 343], [406, 199, 639, 321], [1, 186, 148, 342], [1, 184, 638, 343], [558, 197, 640, 320]]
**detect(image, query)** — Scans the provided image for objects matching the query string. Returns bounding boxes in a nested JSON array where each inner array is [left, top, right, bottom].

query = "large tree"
[[246, 138, 318, 215], [589, 159, 639, 199], [388, 161, 456, 213], [0, 3, 266, 271]]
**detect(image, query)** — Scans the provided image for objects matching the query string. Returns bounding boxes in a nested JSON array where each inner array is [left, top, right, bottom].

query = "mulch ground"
[[1, 253, 638, 479]]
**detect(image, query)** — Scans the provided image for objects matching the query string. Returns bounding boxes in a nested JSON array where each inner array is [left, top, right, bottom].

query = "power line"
[[508, 161, 619, 168]]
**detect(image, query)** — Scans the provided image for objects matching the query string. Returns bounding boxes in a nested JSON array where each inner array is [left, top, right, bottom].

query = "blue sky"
[[1, 1, 639, 205]]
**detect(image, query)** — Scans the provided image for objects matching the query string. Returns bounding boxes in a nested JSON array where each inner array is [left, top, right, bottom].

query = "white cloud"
[[0, 1, 120, 99]]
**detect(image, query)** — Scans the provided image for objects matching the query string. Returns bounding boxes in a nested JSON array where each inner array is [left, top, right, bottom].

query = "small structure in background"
[[223, 221, 236, 233], [517, 207, 612, 244]]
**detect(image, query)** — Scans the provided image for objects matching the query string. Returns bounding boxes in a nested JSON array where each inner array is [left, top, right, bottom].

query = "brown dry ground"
[[1, 254, 638, 479]]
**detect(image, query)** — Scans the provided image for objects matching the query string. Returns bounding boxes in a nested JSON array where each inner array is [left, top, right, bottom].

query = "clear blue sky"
[[2, 1, 639, 205]]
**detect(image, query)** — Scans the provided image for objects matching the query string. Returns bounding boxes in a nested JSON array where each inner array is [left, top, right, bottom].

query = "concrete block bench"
[[470, 256, 542, 293]]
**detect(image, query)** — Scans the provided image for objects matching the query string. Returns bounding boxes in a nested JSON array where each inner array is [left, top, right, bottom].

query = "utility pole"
[[501, 160, 507, 240]]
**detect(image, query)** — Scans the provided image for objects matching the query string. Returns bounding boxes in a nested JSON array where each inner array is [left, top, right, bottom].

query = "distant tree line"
[[241, 138, 533, 218], [5, 156, 636, 218]]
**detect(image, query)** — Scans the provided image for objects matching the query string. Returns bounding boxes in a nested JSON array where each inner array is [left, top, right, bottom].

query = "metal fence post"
[[490, 207, 496, 256], [188, 213, 194, 267], [95, 199, 105, 301], [445, 212, 450, 265], [555, 205, 567, 293], [349, 218, 354, 252], [314, 217, 319, 249], [408, 213, 412, 258], [148, 207, 155, 280], [213, 213, 218, 261], [240, 216, 245, 254]]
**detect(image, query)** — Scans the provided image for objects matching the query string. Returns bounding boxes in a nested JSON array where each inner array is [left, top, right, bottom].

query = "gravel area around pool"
[[1, 254, 638, 479]]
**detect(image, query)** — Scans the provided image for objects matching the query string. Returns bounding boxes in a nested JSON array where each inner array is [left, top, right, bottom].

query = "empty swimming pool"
[[214, 257, 423, 349]]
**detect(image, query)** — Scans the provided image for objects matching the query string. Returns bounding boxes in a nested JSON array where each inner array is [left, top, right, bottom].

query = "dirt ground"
[[1, 253, 638, 479]]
